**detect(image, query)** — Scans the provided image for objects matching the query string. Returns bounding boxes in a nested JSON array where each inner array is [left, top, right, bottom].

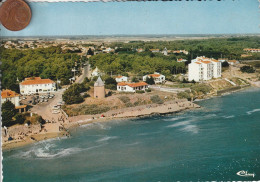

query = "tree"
[[240, 65, 255, 73], [145, 76, 155, 85], [105, 77, 117, 90], [15, 113, 26, 124], [87, 48, 94, 56], [131, 77, 139, 83], [62, 83, 89, 105], [2, 100, 16, 127], [222, 61, 229, 67]]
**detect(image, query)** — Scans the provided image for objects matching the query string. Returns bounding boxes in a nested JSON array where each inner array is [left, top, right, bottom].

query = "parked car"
[[44, 99, 48, 102], [27, 100, 32, 104], [52, 110, 60, 114], [22, 97, 27, 100]]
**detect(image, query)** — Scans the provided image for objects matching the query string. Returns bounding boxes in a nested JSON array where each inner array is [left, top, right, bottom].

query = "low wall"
[[217, 86, 241, 95]]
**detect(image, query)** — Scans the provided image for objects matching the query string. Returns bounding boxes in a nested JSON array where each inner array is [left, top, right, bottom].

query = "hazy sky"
[[1, 0, 259, 36]]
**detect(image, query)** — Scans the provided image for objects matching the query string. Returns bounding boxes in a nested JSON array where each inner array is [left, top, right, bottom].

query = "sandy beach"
[[2, 99, 200, 151]]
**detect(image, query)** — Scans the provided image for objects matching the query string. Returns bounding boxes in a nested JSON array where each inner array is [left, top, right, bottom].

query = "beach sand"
[[2, 99, 200, 150]]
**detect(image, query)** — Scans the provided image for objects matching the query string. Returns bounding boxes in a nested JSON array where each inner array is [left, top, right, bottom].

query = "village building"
[[177, 58, 188, 63], [1, 89, 20, 107], [227, 60, 239, 65], [1, 89, 27, 112], [115, 76, 128, 83], [136, 48, 144, 53], [149, 49, 160, 53], [91, 67, 103, 77], [188, 56, 222, 82], [243, 48, 260, 53], [19, 77, 56, 95], [94, 77, 105, 99], [162, 47, 168, 56], [117, 82, 148, 92], [143, 73, 165, 84]]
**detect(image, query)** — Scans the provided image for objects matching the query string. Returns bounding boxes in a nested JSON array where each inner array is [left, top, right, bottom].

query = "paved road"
[[76, 62, 91, 84], [149, 85, 189, 93]]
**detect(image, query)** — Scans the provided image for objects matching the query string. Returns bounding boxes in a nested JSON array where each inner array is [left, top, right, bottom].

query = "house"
[[162, 47, 168, 56], [177, 58, 188, 63], [173, 50, 189, 55], [149, 49, 160, 53], [136, 48, 144, 53], [227, 60, 239, 65], [91, 67, 103, 77], [117, 82, 148, 92], [1, 89, 27, 112], [19, 77, 56, 95], [188, 56, 221, 82], [143, 72, 165, 84], [243, 48, 260, 53], [102, 47, 114, 53], [115, 76, 128, 83], [1, 89, 20, 107]]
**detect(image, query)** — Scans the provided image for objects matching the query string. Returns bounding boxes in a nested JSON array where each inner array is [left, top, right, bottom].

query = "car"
[[22, 97, 27, 100], [27, 100, 32, 104], [51, 94, 55, 97], [44, 99, 48, 102], [52, 110, 60, 114]]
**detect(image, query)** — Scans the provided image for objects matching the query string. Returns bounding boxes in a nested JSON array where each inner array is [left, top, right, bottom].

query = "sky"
[[0, 0, 259, 36]]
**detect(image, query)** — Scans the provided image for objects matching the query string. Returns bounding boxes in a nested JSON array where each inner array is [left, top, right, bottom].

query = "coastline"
[[2, 85, 258, 151], [2, 99, 200, 151]]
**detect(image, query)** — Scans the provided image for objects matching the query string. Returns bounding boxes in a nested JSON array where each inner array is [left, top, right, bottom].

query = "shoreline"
[[2, 99, 199, 151], [2, 86, 258, 151]]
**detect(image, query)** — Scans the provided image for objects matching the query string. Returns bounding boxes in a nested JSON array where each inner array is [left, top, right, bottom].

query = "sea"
[[2, 87, 260, 182]]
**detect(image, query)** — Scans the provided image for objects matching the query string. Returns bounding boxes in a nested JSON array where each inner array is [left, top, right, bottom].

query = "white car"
[[52, 110, 60, 114]]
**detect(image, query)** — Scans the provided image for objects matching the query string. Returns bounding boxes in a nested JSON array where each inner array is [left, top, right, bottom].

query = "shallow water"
[[3, 88, 260, 181]]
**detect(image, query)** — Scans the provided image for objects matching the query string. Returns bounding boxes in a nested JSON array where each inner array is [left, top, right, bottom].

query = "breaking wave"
[[180, 125, 199, 134], [97, 136, 118, 142], [246, 108, 260, 115]]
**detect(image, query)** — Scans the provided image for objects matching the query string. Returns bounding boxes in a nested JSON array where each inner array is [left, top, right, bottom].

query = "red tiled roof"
[[21, 78, 54, 85], [118, 82, 148, 88], [195, 62, 201, 64], [201, 61, 211, 64], [115, 76, 123, 78], [149, 74, 161, 78], [211, 59, 219, 63], [1, 89, 20, 98]]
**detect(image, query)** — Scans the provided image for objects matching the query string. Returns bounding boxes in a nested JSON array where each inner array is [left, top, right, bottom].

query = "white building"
[[143, 72, 165, 84], [91, 67, 103, 77], [1, 89, 20, 107], [177, 58, 188, 63], [115, 76, 128, 83], [188, 56, 221, 82], [162, 47, 168, 56], [117, 82, 148, 92], [227, 60, 239, 65], [244, 48, 260, 53], [20, 77, 56, 95]]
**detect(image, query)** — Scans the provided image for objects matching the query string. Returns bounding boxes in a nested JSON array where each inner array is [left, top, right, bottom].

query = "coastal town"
[[1, 36, 260, 150]]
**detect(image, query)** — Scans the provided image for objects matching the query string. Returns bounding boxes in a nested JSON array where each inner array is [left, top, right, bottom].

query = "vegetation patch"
[[150, 95, 164, 104]]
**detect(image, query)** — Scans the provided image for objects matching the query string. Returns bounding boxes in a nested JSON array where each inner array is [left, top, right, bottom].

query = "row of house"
[[243, 48, 260, 53], [188, 56, 222, 82]]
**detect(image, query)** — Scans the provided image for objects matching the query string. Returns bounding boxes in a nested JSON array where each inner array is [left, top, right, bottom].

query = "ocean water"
[[3, 88, 260, 181]]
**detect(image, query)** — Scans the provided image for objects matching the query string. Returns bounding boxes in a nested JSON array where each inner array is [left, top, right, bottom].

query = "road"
[[76, 62, 91, 84], [149, 85, 189, 93]]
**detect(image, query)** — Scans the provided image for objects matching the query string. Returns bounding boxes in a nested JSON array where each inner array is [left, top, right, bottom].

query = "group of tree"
[[145, 77, 155, 85], [0, 46, 83, 93], [240, 65, 255, 73], [62, 83, 90, 105], [89, 53, 186, 77], [109, 36, 260, 61], [1, 100, 26, 127]]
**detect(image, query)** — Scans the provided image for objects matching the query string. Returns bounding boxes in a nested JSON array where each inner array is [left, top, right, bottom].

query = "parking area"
[[20, 92, 56, 106]]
